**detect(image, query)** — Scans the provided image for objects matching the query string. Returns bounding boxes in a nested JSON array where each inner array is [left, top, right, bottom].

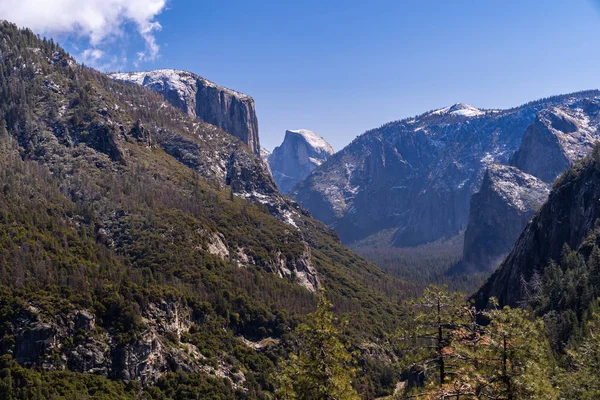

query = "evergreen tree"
[[475, 306, 557, 399], [557, 307, 600, 399], [275, 292, 360, 400], [395, 286, 471, 397]]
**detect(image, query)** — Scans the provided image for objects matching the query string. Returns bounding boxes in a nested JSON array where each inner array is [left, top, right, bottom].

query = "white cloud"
[[81, 48, 105, 62], [0, 0, 168, 66]]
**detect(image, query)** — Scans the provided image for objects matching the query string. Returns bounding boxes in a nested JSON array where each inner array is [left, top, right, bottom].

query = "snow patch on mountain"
[[431, 103, 485, 118], [488, 165, 551, 212], [268, 129, 334, 193], [110, 69, 250, 101], [286, 129, 334, 154]]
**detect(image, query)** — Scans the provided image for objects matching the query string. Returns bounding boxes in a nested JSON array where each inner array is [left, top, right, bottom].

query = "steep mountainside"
[[292, 94, 600, 246], [110, 69, 261, 155], [473, 146, 600, 350], [0, 23, 410, 398], [457, 102, 600, 274], [459, 165, 550, 273], [511, 102, 600, 182], [268, 129, 334, 193], [474, 146, 600, 309]]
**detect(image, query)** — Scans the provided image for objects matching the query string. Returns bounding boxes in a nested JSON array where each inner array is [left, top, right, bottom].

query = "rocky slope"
[[511, 102, 600, 182], [110, 69, 261, 155], [0, 22, 409, 397], [292, 95, 600, 247], [260, 146, 273, 176], [474, 144, 600, 310], [268, 129, 334, 193], [457, 101, 600, 274], [458, 164, 550, 273]]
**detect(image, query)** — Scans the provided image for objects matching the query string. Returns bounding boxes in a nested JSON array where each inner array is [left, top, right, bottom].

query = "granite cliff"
[[268, 129, 334, 193], [111, 69, 261, 155], [474, 145, 600, 309], [511, 102, 600, 182], [459, 101, 600, 273], [292, 95, 600, 246], [459, 165, 550, 273]]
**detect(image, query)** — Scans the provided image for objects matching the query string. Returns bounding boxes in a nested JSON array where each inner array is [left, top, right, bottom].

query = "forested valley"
[[0, 20, 600, 400]]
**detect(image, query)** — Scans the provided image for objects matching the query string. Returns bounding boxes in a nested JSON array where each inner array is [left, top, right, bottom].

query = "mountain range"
[[4, 17, 600, 399], [290, 93, 600, 274], [0, 22, 410, 398]]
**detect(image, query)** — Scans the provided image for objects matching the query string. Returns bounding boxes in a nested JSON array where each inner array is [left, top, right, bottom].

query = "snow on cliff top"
[[260, 147, 271, 162], [286, 129, 334, 154], [110, 69, 251, 100], [487, 164, 550, 212], [431, 103, 485, 118]]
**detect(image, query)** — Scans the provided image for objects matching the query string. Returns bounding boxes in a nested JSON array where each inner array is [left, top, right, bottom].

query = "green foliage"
[[0, 355, 135, 400], [394, 289, 558, 399], [523, 241, 600, 351], [352, 234, 488, 294], [555, 307, 600, 399], [396, 286, 468, 391], [275, 293, 360, 400], [475, 306, 558, 400], [0, 21, 411, 398], [140, 371, 238, 400]]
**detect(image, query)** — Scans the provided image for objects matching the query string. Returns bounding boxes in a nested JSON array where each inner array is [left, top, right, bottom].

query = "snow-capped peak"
[[110, 69, 251, 100], [431, 103, 485, 118], [286, 129, 334, 154]]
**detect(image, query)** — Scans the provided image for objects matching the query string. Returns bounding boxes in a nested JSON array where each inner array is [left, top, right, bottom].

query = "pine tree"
[[475, 306, 557, 399], [275, 292, 360, 400], [395, 286, 472, 397], [557, 307, 600, 399]]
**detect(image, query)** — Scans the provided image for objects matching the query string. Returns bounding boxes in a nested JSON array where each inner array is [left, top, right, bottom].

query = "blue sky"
[[3, 0, 600, 151]]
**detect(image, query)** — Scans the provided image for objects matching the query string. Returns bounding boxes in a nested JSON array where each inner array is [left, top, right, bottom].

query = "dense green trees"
[[395, 287, 560, 399], [522, 241, 600, 351], [275, 293, 359, 400], [557, 310, 600, 399], [352, 236, 488, 294], [0, 21, 410, 398], [474, 307, 557, 399], [1, 19, 600, 400]]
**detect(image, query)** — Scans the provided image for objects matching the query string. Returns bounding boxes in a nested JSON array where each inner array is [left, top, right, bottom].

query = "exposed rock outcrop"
[[511, 104, 600, 182], [197, 228, 319, 292], [457, 100, 600, 275], [110, 70, 261, 155], [270, 244, 319, 293], [268, 129, 334, 193], [8, 301, 209, 385], [458, 164, 550, 273], [226, 149, 278, 197], [474, 147, 600, 308], [260, 146, 273, 177], [292, 93, 600, 247]]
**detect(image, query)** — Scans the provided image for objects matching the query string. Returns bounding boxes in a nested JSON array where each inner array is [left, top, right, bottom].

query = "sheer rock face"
[[110, 69, 261, 155], [260, 146, 273, 177], [511, 103, 600, 183], [459, 165, 550, 273], [268, 129, 334, 193], [474, 150, 600, 309], [458, 100, 600, 274], [292, 94, 600, 247], [11, 301, 208, 385]]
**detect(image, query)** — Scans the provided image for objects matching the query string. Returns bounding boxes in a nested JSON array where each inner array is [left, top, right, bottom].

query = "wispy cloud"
[[0, 0, 168, 69]]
